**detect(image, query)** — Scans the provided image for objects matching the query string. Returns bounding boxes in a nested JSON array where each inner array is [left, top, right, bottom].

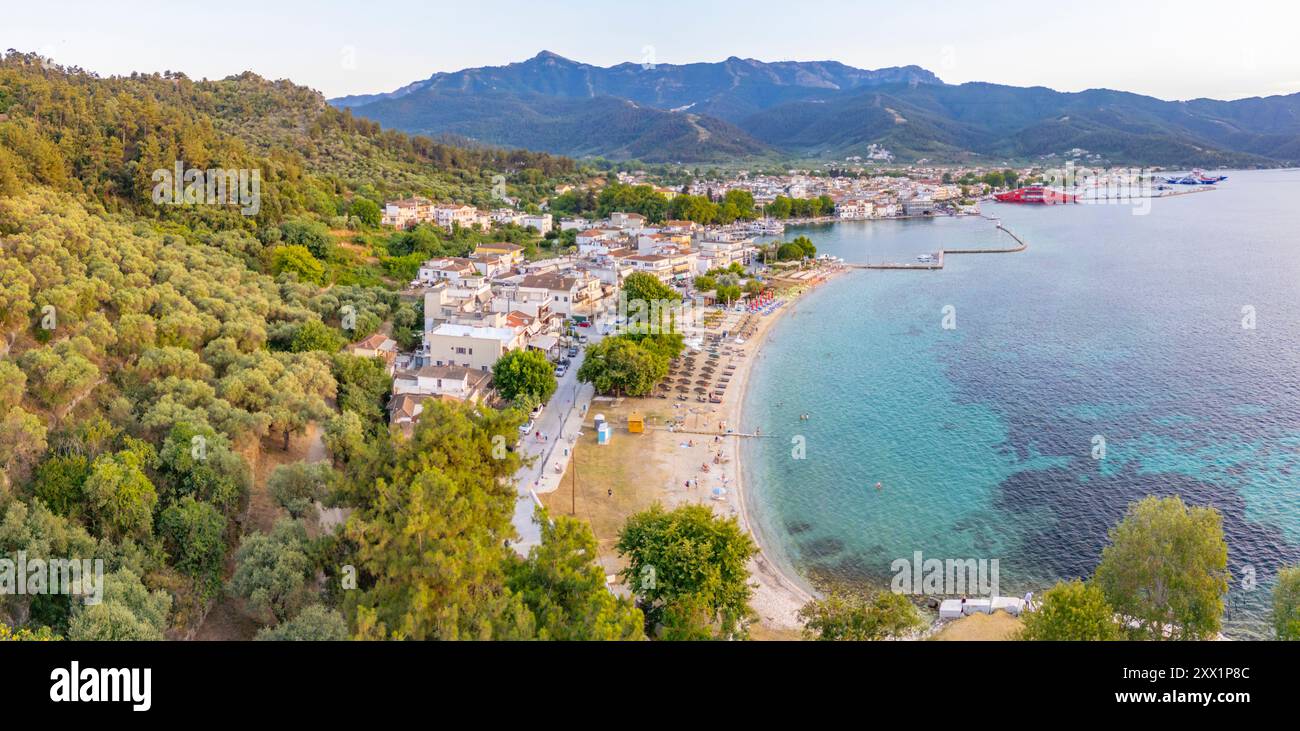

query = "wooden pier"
[[848, 223, 1026, 271]]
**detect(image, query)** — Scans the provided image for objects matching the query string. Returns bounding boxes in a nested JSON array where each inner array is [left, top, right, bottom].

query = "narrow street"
[[509, 333, 598, 555]]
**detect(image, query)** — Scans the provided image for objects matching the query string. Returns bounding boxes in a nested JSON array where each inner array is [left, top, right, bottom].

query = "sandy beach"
[[542, 262, 848, 637]]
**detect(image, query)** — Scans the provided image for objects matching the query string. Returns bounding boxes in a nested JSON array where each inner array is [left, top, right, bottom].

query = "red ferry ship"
[[993, 185, 1077, 204]]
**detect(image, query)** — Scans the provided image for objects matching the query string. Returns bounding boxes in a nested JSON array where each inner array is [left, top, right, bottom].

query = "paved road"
[[509, 335, 597, 555]]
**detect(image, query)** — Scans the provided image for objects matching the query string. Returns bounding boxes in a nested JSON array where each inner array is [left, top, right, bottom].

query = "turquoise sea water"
[[742, 169, 1300, 637]]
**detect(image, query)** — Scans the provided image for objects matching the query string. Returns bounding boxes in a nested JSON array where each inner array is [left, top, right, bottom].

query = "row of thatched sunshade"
[[658, 351, 737, 397]]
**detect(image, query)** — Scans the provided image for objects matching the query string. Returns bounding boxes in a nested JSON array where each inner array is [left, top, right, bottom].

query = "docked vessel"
[[993, 185, 1077, 204], [1163, 169, 1228, 185]]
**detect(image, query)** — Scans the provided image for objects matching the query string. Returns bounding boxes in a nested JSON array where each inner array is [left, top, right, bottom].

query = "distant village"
[[668, 168, 985, 219], [362, 163, 1017, 428]]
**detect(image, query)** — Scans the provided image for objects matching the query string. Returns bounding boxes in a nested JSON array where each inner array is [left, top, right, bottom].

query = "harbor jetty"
[[850, 223, 1026, 271]]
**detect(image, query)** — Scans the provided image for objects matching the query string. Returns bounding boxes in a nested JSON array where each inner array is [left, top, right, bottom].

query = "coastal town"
[[360, 159, 1017, 432], [7, 1, 1296, 719]]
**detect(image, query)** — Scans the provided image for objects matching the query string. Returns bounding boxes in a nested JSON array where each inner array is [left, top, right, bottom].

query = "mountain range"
[[331, 51, 1300, 167]]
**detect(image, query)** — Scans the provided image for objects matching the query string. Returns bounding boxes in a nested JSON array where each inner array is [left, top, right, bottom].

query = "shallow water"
[[742, 169, 1300, 637]]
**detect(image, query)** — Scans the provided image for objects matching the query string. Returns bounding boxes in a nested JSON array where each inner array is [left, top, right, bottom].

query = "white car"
[[554, 363, 568, 377], [518, 418, 535, 434]]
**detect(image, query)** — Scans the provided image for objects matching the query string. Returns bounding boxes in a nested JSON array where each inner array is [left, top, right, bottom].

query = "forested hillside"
[[0, 51, 644, 641]]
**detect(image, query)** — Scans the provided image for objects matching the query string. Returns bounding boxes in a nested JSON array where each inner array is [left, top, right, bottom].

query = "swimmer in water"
[[874, 482, 883, 491]]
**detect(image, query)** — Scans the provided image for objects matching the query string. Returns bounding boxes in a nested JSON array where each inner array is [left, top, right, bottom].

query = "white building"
[[422, 323, 520, 372], [609, 212, 647, 230], [434, 204, 485, 231], [392, 364, 493, 402], [520, 213, 553, 234]]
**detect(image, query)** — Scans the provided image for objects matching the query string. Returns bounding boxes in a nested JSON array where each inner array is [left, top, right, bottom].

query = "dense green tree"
[[67, 569, 171, 641], [597, 183, 668, 222], [0, 361, 25, 411], [0, 623, 61, 641], [83, 444, 159, 542], [622, 271, 680, 306], [158, 497, 227, 596], [267, 461, 332, 519], [331, 353, 392, 422], [576, 336, 668, 397], [271, 245, 326, 284], [715, 284, 743, 304], [349, 198, 381, 227], [18, 348, 100, 413], [1094, 495, 1229, 640], [798, 591, 924, 641], [0, 499, 97, 627], [255, 604, 349, 641], [616, 504, 757, 640], [508, 512, 645, 640], [280, 219, 335, 259], [1273, 566, 1300, 640], [1018, 579, 1121, 641], [0, 406, 47, 485], [765, 196, 792, 218], [229, 519, 315, 624], [492, 349, 558, 406], [218, 350, 334, 449], [322, 410, 368, 466], [31, 454, 91, 520], [290, 320, 346, 353], [346, 401, 533, 640], [157, 423, 249, 516]]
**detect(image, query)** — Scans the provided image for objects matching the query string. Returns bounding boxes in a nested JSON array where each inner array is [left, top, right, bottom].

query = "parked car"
[[554, 363, 567, 377], [578, 334, 589, 344], [530, 403, 544, 419], [567, 346, 579, 358], [518, 418, 535, 434]]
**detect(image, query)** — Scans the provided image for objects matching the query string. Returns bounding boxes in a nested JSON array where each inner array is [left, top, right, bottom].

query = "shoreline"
[[724, 276, 837, 628], [548, 262, 849, 636], [694, 264, 851, 631]]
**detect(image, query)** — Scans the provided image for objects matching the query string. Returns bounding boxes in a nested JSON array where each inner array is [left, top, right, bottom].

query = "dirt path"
[[192, 426, 321, 640]]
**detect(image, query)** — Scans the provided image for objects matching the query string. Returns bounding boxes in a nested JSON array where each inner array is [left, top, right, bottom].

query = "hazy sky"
[[5, 0, 1298, 101]]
